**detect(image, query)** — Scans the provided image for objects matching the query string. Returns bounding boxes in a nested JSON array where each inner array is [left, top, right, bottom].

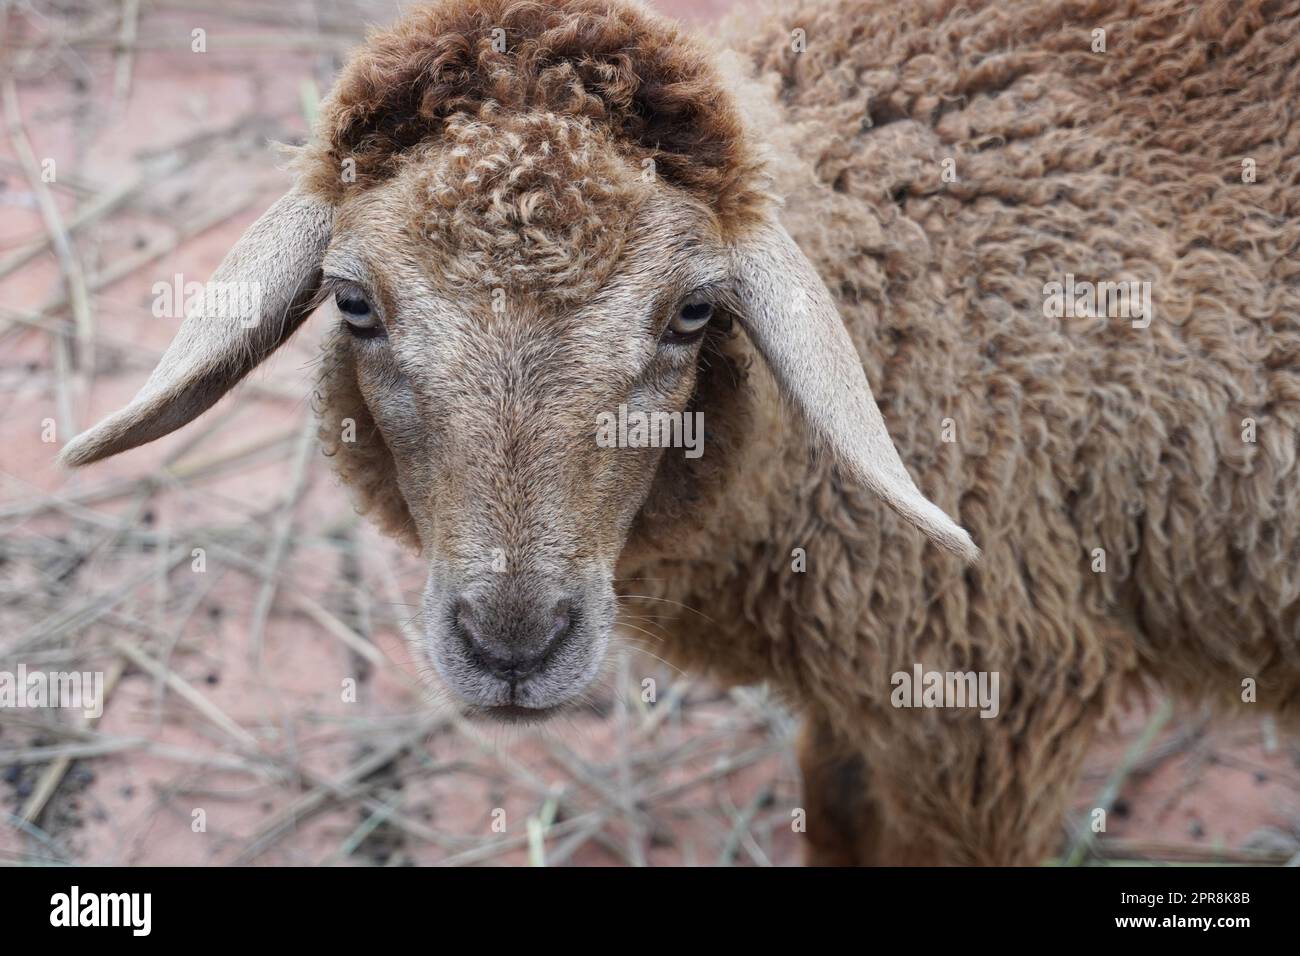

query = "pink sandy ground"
[[0, 0, 1296, 866]]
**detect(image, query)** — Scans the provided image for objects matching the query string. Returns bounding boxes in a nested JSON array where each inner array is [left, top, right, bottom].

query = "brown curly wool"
[[303, 0, 1300, 864], [298, 0, 767, 230], [632, 0, 1300, 863]]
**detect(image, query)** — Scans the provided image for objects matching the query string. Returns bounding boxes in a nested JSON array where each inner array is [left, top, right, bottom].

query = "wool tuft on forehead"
[[409, 106, 651, 298], [296, 0, 767, 250]]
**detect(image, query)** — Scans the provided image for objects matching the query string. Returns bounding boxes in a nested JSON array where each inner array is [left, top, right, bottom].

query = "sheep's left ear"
[[59, 187, 333, 467], [729, 215, 980, 562]]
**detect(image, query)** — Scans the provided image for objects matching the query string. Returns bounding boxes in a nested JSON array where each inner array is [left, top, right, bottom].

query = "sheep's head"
[[313, 107, 737, 718], [59, 0, 977, 721]]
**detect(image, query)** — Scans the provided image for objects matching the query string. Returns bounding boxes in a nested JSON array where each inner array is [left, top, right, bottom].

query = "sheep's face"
[[323, 149, 732, 720]]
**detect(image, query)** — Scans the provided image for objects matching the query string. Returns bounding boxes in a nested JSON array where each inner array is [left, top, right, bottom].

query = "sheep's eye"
[[335, 289, 384, 339], [665, 299, 713, 342]]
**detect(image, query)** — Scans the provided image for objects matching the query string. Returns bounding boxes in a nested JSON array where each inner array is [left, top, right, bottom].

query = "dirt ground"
[[1, 0, 1297, 866]]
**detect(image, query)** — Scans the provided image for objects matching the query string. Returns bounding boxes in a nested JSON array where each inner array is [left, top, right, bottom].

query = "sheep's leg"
[[861, 707, 1102, 866], [797, 714, 888, 866]]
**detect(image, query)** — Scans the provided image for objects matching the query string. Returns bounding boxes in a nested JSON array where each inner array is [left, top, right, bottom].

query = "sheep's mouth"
[[471, 703, 568, 724]]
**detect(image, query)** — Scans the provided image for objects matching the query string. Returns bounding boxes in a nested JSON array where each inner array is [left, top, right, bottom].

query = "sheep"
[[58, 0, 1300, 865]]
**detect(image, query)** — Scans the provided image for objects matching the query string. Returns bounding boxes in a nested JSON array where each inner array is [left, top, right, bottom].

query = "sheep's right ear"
[[729, 215, 980, 562], [59, 188, 333, 467]]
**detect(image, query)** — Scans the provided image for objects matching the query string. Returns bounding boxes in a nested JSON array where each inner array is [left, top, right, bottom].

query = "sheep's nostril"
[[547, 599, 573, 645], [453, 598, 480, 644]]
